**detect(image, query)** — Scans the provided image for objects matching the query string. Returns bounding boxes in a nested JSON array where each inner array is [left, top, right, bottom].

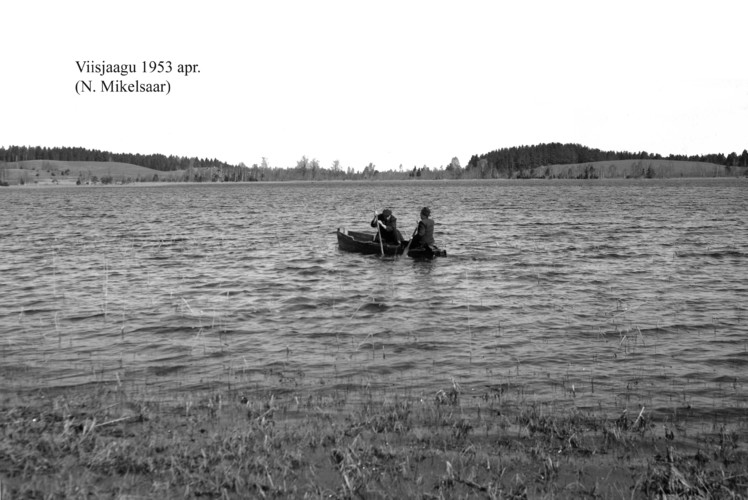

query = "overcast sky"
[[2, 0, 746, 171]]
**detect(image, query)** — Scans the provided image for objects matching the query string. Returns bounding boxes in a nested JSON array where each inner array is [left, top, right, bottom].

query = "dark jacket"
[[371, 214, 403, 244], [412, 217, 435, 247]]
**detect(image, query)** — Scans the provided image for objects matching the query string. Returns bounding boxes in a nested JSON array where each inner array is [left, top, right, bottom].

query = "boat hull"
[[337, 228, 446, 259], [337, 229, 404, 255], [407, 245, 447, 259]]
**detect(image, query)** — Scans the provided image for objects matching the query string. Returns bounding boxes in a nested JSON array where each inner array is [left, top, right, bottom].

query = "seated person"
[[410, 206, 435, 249], [371, 209, 403, 244]]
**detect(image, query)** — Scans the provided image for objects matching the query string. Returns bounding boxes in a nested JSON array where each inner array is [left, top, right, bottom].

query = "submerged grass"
[[1, 384, 746, 499]]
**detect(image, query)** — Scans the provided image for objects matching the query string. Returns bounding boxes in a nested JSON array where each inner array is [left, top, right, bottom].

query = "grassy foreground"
[[1, 385, 747, 499]]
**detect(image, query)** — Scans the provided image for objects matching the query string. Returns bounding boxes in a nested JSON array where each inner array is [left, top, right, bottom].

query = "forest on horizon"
[[2, 143, 747, 182], [466, 143, 748, 179]]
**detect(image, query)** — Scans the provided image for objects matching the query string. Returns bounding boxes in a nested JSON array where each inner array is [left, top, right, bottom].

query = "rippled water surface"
[[1, 180, 747, 422]]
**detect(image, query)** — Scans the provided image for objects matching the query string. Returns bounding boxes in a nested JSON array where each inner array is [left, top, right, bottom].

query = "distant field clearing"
[[0, 160, 184, 185]]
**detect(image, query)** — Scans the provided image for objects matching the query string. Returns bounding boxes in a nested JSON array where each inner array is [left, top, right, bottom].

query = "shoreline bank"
[[1, 385, 746, 498]]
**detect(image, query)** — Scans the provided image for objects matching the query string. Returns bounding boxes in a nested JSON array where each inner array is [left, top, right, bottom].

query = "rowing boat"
[[336, 228, 446, 259]]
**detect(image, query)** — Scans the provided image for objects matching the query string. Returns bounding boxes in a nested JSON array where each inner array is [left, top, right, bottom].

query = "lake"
[[1, 179, 747, 426]]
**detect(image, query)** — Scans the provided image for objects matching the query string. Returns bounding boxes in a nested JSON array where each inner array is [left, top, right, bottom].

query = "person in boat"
[[371, 209, 404, 245], [410, 206, 436, 250]]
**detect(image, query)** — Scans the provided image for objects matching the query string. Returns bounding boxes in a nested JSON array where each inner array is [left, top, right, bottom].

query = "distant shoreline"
[[2, 158, 747, 186], [4, 178, 748, 190], [3, 176, 747, 189]]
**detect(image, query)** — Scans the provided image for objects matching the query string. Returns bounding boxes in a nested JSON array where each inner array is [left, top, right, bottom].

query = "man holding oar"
[[371, 209, 404, 245]]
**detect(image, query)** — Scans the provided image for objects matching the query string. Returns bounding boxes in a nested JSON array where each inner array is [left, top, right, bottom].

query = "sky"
[[2, 0, 747, 171]]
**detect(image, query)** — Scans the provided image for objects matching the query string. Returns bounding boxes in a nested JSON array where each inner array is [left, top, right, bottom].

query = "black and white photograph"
[[1, 1, 747, 497]]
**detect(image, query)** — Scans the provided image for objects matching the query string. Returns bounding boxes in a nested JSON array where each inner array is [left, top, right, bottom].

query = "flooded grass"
[[1, 383, 746, 499]]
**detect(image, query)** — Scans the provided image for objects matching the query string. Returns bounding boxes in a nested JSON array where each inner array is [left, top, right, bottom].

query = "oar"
[[401, 224, 419, 257], [374, 212, 384, 257]]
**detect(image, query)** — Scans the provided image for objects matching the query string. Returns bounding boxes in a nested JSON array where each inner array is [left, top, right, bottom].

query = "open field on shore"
[[0, 159, 182, 185], [1, 384, 747, 499]]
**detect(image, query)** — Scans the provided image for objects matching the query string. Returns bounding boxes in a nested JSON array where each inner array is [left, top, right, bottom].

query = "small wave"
[[451, 254, 502, 262], [712, 375, 741, 384], [360, 302, 390, 312], [67, 312, 106, 322], [588, 252, 636, 259], [147, 364, 187, 376], [675, 250, 747, 259], [282, 302, 320, 312]]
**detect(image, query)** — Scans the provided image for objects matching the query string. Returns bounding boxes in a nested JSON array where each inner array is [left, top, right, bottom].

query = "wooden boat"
[[337, 228, 403, 256], [337, 228, 447, 259]]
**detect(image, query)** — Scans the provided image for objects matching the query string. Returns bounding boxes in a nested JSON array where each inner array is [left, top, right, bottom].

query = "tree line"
[[466, 142, 748, 179], [0, 145, 394, 182], [0, 145, 239, 173]]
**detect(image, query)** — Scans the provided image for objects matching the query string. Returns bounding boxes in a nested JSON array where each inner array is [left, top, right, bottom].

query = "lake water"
[[1, 179, 747, 425]]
